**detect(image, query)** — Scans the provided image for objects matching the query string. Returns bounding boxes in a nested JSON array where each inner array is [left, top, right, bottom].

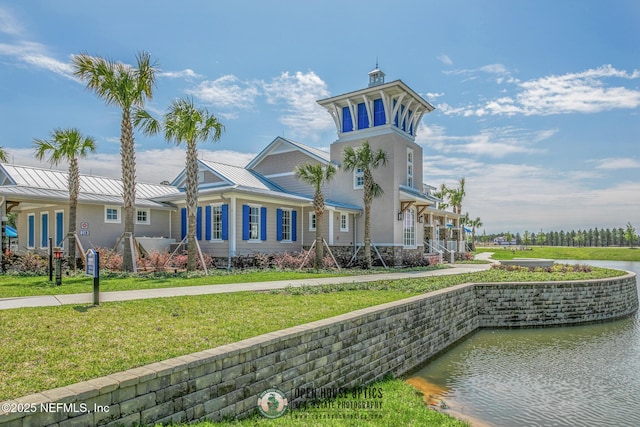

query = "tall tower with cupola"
[[317, 66, 435, 263]]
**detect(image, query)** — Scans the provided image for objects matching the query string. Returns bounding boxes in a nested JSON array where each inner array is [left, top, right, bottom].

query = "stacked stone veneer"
[[1, 273, 636, 427]]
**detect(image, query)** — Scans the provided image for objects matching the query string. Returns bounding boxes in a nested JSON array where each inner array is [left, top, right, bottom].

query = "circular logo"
[[257, 388, 288, 418]]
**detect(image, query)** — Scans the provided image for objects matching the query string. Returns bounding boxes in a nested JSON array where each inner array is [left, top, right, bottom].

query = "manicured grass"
[[170, 378, 467, 427], [0, 269, 389, 299], [476, 245, 640, 262], [0, 267, 624, 402]]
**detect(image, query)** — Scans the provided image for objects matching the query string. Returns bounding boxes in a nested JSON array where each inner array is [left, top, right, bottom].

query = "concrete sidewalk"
[[0, 263, 491, 310]]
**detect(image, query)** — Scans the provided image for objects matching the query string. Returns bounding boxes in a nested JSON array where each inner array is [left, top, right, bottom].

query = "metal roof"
[[0, 164, 179, 208]]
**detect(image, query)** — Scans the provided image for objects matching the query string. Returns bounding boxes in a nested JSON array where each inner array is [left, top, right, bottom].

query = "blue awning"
[[5, 225, 17, 238], [464, 227, 472, 233]]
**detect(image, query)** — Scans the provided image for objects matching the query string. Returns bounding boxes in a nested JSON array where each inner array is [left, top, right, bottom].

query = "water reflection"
[[407, 260, 640, 427]]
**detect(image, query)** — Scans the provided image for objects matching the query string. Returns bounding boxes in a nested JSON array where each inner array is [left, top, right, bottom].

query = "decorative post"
[[86, 249, 100, 305], [53, 247, 64, 286]]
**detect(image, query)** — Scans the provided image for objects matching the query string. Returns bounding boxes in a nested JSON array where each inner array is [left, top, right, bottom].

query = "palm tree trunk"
[[121, 110, 137, 272], [363, 171, 374, 269], [68, 159, 79, 268], [185, 141, 199, 272], [315, 210, 323, 268]]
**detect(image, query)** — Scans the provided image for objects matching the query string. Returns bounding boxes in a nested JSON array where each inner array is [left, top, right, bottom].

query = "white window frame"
[[248, 204, 261, 241], [407, 148, 414, 188], [105, 206, 121, 224], [340, 213, 349, 232], [308, 212, 316, 231], [280, 208, 292, 242], [211, 203, 223, 241], [403, 208, 416, 248], [353, 167, 364, 189], [198, 170, 205, 184], [136, 208, 150, 225], [40, 212, 49, 248]]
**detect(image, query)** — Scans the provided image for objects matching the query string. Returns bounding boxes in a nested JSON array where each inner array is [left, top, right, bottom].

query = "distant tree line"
[[481, 222, 639, 248]]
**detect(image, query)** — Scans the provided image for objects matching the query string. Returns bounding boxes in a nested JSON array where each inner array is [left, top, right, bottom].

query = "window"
[[212, 205, 223, 240], [27, 213, 35, 249], [242, 205, 266, 241], [207, 204, 228, 241], [340, 213, 349, 232], [342, 106, 353, 133], [198, 171, 205, 183], [407, 148, 414, 188], [105, 206, 120, 223], [353, 168, 364, 189], [309, 212, 316, 231], [136, 209, 150, 225], [373, 98, 385, 126], [357, 102, 369, 129], [277, 208, 297, 242], [41, 212, 49, 248], [403, 208, 416, 247]]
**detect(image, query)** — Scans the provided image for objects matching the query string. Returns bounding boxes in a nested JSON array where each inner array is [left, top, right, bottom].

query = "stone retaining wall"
[[1, 272, 637, 427]]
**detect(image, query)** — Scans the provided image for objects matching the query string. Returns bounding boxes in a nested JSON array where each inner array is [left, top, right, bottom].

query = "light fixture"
[[418, 215, 424, 223], [397, 212, 403, 221]]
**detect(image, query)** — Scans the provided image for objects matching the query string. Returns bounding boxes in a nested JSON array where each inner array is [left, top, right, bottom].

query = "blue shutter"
[[41, 213, 49, 247], [221, 204, 228, 241], [292, 210, 297, 242], [260, 207, 267, 241], [196, 206, 202, 240], [180, 208, 187, 240], [28, 215, 35, 248], [357, 102, 369, 129], [276, 208, 283, 241], [205, 206, 212, 240], [342, 106, 352, 133], [373, 98, 385, 126], [56, 211, 64, 246], [242, 205, 250, 240]]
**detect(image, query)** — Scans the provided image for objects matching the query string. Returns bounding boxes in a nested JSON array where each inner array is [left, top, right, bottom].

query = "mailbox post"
[[86, 249, 100, 305], [53, 247, 64, 286]]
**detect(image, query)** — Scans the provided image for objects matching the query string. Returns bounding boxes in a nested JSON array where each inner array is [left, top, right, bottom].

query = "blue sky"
[[1, 1, 639, 234]]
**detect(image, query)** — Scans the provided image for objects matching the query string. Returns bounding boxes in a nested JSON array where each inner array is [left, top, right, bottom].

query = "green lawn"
[[476, 245, 640, 261], [0, 268, 385, 299], [0, 267, 624, 402]]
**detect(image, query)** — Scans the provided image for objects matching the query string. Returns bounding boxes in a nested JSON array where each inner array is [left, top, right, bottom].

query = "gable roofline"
[[246, 136, 330, 171]]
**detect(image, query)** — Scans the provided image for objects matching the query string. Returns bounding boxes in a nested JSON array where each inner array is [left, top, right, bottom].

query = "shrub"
[[94, 248, 123, 272], [7, 252, 48, 274]]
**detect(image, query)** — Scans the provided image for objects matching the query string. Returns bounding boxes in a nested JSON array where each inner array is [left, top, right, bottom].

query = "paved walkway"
[[0, 263, 492, 310]]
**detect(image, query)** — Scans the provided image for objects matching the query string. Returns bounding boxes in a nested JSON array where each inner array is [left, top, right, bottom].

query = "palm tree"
[[449, 177, 466, 214], [136, 97, 224, 272], [72, 51, 157, 272], [433, 183, 450, 211], [295, 162, 337, 268], [0, 147, 8, 162], [34, 128, 96, 266], [342, 140, 388, 269]]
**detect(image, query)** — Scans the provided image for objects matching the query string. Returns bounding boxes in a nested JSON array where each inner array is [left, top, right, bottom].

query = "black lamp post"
[[53, 247, 63, 286]]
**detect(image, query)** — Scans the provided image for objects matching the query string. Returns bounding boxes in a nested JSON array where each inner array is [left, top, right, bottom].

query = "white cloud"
[[426, 159, 640, 234], [21, 54, 74, 78], [187, 74, 259, 109], [592, 157, 640, 170], [444, 64, 640, 117], [417, 123, 553, 158], [261, 71, 334, 140], [158, 69, 203, 79], [437, 54, 453, 66], [0, 6, 22, 36]]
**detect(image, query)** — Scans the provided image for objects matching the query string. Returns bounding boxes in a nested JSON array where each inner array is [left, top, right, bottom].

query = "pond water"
[[406, 260, 640, 427]]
